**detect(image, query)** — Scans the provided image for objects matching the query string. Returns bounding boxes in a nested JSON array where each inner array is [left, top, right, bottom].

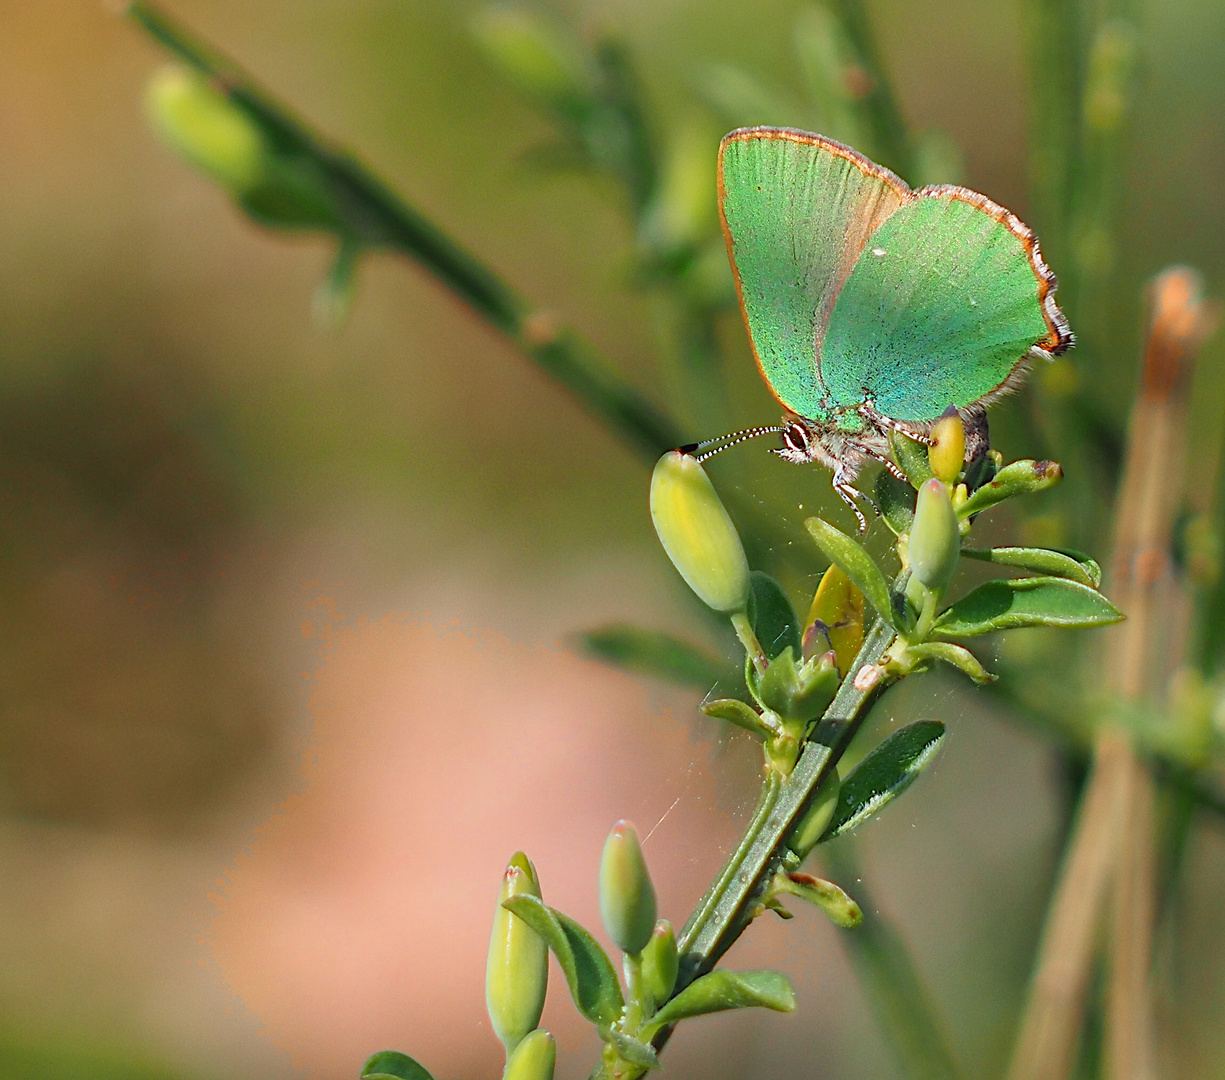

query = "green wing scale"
[[718, 127, 1071, 427], [718, 129, 907, 420]]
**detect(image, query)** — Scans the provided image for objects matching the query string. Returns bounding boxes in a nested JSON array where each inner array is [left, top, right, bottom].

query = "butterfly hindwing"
[[819, 188, 1071, 422], [718, 128, 907, 420]]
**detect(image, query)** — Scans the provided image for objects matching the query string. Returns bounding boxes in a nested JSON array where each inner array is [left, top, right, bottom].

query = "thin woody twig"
[[1006, 267, 1214, 1080]]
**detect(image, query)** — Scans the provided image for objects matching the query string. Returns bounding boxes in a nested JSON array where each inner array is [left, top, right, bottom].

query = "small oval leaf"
[[823, 720, 946, 840], [933, 577, 1124, 638], [804, 517, 896, 629], [956, 459, 1062, 519], [960, 546, 1099, 588], [502, 894, 624, 1027], [581, 625, 724, 689], [887, 429, 933, 487], [748, 571, 801, 661], [701, 697, 771, 736], [773, 872, 863, 928], [605, 1031, 659, 1070], [903, 641, 996, 684], [361, 1051, 436, 1080], [874, 469, 916, 536], [642, 970, 796, 1037]]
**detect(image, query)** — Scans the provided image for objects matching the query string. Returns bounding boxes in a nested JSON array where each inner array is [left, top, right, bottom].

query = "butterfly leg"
[[857, 401, 935, 447], [831, 463, 880, 535], [849, 440, 909, 484]]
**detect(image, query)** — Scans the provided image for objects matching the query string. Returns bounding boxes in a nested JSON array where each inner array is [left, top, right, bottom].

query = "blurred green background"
[[1, 1, 1223, 1078]]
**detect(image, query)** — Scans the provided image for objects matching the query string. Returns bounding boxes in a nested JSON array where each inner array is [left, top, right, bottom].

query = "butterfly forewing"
[[718, 128, 906, 420]]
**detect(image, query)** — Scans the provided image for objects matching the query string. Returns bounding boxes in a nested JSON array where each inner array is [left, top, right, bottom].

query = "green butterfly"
[[716, 127, 1072, 528]]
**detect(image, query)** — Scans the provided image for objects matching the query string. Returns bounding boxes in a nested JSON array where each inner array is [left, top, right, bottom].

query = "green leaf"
[[804, 517, 896, 629], [874, 469, 916, 536], [701, 697, 772, 736], [642, 970, 795, 1037], [605, 1031, 659, 1070], [933, 577, 1124, 638], [823, 721, 946, 840], [888, 429, 933, 487], [502, 895, 624, 1028], [824, 847, 963, 1080], [581, 625, 723, 689], [955, 459, 1062, 519], [960, 546, 1100, 588], [747, 571, 801, 661], [361, 1051, 435, 1080], [772, 871, 863, 928], [903, 642, 996, 684]]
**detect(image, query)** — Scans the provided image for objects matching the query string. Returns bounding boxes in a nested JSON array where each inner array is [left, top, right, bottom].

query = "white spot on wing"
[[872, 247, 887, 257]]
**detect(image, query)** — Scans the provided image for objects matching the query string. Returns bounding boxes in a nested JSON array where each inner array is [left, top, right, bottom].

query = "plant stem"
[[824, 844, 964, 1080], [125, 1, 683, 462], [1008, 267, 1210, 1080], [827, 0, 914, 181], [644, 617, 896, 1058]]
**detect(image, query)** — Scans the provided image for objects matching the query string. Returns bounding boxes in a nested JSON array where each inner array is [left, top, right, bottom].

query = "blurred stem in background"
[[1007, 268, 1216, 1080], [130, 1, 683, 462]]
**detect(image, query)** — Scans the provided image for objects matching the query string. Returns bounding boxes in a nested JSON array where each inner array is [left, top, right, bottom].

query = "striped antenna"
[[678, 425, 783, 463]]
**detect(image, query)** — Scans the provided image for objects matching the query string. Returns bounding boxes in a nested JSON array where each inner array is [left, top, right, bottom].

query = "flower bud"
[[787, 772, 841, 859], [650, 451, 750, 613], [804, 563, 864, 675], [487, 853, 548, 1055], [927, 409, 965, 485], [909, 478, 960, 594], [598, 821, 658, 955], [640, 919, 679, 1012], [502, 1029, 556, 1080], [146, 65, 268, 195]]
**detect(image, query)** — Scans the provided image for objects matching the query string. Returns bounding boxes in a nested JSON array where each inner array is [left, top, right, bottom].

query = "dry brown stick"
[[1007, 267, 1212, 1080]]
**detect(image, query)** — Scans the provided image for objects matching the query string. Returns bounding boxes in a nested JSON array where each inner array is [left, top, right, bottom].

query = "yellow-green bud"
[[910, 478, 960, 594], [927, 410, 965, 485], [146, 66, 268, 195], [650, 451, 750, 613], [804, 563, 864, 676], [598, 821, 658, 955], [502, 1029, 556, 1080], [787, 772, 841, 858], [487, 853, 548, 1055], [640, 919, 679, 1012]]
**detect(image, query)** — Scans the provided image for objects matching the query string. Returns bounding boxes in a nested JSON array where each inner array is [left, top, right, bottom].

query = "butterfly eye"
[[782, 422, 810, 455]]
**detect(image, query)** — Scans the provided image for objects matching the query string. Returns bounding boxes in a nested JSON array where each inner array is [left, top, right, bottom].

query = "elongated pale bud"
[[650, 451, 750, 613], [909, 479, 960, 594], [487, 853, 548, 1055], [787, 772, 841, 859], [598, 821, 658, 955], [640, 919, 679, 1011], [146, 66, 268, 195], [927, 410, 965, 485], [502, 1029, 556, 1080]]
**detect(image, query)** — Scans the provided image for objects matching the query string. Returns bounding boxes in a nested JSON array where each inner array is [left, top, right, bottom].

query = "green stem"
[[621, 951, 645, 1035], [828, 0, 914, 180], [125, 1, 683, 461], [645, 617, 896, 1057], [730, 610, 768, 675], [824, 844, 964, 1080]]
